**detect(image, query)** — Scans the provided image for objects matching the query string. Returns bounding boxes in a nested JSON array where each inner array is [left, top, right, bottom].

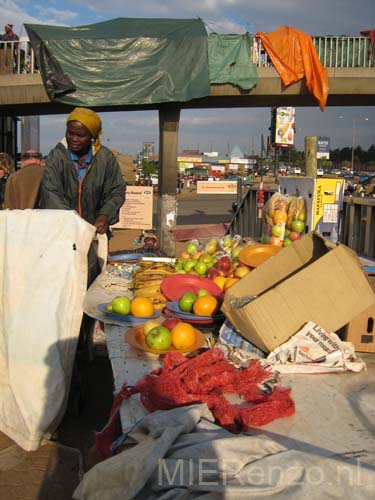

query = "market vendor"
[[40, 107, 126, 238]]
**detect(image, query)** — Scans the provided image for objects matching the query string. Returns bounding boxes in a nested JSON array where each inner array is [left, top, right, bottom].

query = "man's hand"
[[94, 214, 109, 234]]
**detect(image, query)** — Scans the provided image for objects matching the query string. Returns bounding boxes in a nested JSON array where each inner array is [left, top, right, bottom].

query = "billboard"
[[272, 107, 295, 147], [317, 136, 330, 159]]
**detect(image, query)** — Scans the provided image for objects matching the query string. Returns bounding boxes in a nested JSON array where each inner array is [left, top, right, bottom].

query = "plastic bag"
[[261, 193, 306, 248]]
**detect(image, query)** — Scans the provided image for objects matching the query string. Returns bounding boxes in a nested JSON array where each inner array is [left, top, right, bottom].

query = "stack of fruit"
[[108, 295, 155, 317], [174, 235, 252, 288], [262, 193, 306, 248], [178, 290, 219, 316], [129, 261, 175, 311], [142, 317, 198, 351]]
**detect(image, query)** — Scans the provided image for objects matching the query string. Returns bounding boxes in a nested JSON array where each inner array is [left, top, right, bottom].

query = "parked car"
[[317, 168, 324, 176]]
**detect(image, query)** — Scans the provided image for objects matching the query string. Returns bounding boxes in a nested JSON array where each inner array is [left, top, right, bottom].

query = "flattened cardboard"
[[222, 233, 375, 353]]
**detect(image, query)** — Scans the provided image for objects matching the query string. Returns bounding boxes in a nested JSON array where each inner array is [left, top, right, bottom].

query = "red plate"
[[125, 326, 206, 354], [161, 274, 223, 302]]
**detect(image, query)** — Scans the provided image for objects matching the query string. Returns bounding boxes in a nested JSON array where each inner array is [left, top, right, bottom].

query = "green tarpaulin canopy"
[[25, 18, 258, 108]]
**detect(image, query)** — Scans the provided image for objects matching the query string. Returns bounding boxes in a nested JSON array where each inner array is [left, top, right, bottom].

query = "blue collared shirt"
[[69, 145, 93, 181]]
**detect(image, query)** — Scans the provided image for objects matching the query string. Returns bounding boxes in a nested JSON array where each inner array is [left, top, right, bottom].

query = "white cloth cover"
[[73, 404, 375, 500], [0, 209, 103, 451]]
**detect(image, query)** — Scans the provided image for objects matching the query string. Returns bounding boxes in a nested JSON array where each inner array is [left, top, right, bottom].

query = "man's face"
[[66, 121, 92, 154]]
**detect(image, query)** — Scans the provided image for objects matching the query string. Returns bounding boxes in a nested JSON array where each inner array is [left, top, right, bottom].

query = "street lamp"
[[339, 116, 369, 173]]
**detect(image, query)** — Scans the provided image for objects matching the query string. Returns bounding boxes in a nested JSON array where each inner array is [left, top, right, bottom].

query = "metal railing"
[[254, 35, 375, 68], [1, 34, 374, 76], [229, 185, 375, 259]]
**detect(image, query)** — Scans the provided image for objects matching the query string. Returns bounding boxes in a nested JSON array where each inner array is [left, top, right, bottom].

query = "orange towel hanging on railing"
[[257, 26, 329, 111]]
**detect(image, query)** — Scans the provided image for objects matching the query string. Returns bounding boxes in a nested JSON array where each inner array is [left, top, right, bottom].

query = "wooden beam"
[[157, 104, 181, 257]]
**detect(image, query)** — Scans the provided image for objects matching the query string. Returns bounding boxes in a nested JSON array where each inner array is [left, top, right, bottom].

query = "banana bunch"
[[286, 196, 306, 229], [130, 262, 175, 311]]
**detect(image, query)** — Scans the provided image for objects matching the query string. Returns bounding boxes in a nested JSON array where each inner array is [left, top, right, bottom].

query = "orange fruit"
[[171, 322, 197, 349], [213, 276, 228, 291], [180, 251, 190, 259], [223, 277, 240, 291], [273, 210, 287, 225], [130, 297, 155, 317], [193, 295, 218, 316]]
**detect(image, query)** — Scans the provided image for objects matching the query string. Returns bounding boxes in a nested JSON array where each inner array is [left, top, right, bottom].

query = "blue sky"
[[1, 0, 374, 156]]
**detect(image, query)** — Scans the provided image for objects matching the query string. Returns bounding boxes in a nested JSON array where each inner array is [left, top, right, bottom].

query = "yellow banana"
[[133, 284, 162, 296]]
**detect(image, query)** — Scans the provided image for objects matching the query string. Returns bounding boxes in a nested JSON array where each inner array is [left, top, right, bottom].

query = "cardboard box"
[[221, 233, 375, 353], [279, 177, 344, 242], [339, 304, 375, 353]]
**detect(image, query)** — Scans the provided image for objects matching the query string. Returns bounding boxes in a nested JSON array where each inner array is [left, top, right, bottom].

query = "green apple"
[[179, 292, 197, 312], [111, 296, 131, 315], [197, 288, 210, 297], [187, 242, 199, 255], [183, 259, 197, 272], [194, 261, 208, 276], [146, 326, 172, 350]]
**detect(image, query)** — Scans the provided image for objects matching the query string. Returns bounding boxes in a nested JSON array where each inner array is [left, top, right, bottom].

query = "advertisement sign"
[[317, 136, 330, 159], [112, 186, 153, 229], [312, 178, 344, 234], [178, 156, 203, 163], [274, 107, 295, 146], [197, 181, 238, 194]]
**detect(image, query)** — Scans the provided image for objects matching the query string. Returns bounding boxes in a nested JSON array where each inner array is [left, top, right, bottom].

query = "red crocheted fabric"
[[96, 348, 295, 458], [134, 348, 295, 430]]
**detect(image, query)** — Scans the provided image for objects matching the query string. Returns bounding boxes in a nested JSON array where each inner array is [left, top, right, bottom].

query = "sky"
[[1, 0, 374, 157]]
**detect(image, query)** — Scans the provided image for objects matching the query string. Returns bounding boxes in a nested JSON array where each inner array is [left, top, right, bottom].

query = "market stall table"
[[103, 322, 375, 465]]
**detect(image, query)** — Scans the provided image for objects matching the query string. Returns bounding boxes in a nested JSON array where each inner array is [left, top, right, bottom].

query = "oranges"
[[130, 297, 155, 317], [193, 295, 218, 316], [273, 210, 287, 225], [171, 322, 197, 349], [212, 276, 228, 291], [223, 277, 240, 291]]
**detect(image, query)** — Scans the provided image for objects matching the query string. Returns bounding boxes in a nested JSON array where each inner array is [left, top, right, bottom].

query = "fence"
[[1, 33, 374, 75], [229, 185, 375, 259]]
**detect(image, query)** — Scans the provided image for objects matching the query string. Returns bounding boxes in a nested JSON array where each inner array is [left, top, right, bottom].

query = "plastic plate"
[[125, 326, 206, 354], [165, 301, 225, 321], [161, 274, 223, 302], [98, 303, 161, 323], [108, 252, 141, 263], [238, 244, 281, 267]]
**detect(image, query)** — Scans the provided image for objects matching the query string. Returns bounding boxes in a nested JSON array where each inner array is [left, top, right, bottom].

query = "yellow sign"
[[197, 181, 238, 194], [178, 156, 203, 163], [312, 178, 344, 229], [112, 186, 153, 229]]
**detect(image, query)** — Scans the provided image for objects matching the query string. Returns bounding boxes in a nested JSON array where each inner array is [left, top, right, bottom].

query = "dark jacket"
[[40, 141, 126, 226]]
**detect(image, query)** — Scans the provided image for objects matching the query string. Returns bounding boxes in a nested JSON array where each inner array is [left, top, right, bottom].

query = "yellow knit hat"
[[67, 107, 102, 150]]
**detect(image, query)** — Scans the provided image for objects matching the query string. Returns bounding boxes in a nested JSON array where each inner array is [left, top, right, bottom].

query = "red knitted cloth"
[[96, 348, 295, 458]]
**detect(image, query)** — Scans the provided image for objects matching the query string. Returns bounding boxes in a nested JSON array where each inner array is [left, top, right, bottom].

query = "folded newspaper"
[[264, 321, 366, 374]]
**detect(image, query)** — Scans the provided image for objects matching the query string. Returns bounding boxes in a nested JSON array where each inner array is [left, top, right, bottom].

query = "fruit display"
[[129, 261, 175, 311], [143, 319, 197, 351], [174, 235, 253, 286], [261, 193, 306, 248], [177, 291, 219, 317], [108, 295, 155, 317]]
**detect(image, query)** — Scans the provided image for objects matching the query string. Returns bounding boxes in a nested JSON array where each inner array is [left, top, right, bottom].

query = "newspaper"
[[215, 320, 266, 367], [264, 321, 366, 374]]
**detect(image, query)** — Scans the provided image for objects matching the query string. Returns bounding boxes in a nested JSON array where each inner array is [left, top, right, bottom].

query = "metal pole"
[[351, 118, 355, 174]]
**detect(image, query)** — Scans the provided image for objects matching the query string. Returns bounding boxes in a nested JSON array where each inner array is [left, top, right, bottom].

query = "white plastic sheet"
[[0, 209, 100, 450]]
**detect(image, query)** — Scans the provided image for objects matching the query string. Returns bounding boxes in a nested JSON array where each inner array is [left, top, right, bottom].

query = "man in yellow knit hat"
[[41, 107, 126, 236]]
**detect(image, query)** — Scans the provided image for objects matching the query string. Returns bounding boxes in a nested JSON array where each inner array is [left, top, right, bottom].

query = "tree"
[[141, 159, 157, 185]]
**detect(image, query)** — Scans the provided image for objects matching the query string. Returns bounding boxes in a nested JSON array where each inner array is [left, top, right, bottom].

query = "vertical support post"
[[157, 104, 181, 257], [305, 136, 318, 177]]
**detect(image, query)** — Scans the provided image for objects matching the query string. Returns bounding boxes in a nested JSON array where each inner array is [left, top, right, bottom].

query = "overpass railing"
[[1, 34, 374, 75], [229, 185, 375, 260]]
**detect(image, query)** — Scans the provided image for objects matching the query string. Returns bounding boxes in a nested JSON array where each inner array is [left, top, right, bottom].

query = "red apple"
[[162, 318, 181, 330], [217, 256, 231, 272], [207, 267, 221, 280], [289, 231, 302, 241]]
